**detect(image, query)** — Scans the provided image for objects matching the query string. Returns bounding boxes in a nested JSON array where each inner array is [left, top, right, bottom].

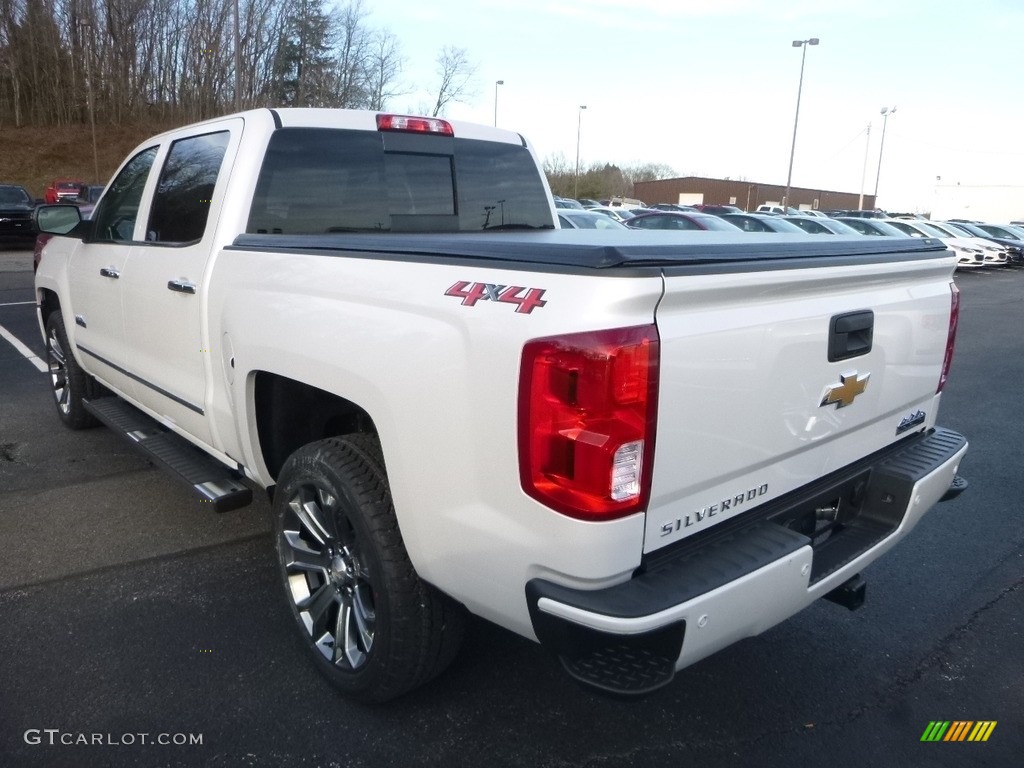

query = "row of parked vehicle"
[[553, 198, 1024, 270], [0, 179, 105, 248]]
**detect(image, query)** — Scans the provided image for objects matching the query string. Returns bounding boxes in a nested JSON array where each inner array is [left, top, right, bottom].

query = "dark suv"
[[0, 184, 36, 246]]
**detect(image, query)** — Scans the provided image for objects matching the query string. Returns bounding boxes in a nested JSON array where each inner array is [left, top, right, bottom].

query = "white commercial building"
[[929, 183, 1024, 223]]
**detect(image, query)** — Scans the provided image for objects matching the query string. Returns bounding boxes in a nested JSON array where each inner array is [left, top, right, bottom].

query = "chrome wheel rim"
[[46, 327, 71, 415], [281, 484, 376, 671]]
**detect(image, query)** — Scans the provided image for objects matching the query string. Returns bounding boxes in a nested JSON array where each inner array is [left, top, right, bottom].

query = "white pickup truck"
[[34, 109, 968, 702]]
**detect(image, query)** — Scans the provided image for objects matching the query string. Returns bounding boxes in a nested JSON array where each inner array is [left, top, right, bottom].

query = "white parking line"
[[0, 323, 48, 373], [0, 301, 37, 307]]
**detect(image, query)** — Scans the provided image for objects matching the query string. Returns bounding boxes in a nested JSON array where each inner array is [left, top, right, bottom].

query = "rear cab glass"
[[246, 128, 554, 234]]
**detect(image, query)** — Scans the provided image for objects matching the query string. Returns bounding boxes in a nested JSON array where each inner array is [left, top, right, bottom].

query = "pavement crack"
[[0, 441, 26, 463]]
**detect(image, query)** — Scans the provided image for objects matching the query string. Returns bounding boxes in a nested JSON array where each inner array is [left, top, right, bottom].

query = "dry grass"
[[0, 122, 178, 198]]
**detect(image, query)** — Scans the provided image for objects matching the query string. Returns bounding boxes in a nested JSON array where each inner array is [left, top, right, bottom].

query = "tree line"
[[0, 0, 475, 127], [544, 155, 677, 202], [0, 0, 676, 199]]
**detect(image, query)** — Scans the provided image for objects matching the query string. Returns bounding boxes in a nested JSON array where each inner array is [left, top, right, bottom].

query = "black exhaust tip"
[[824, 574, 867, 611]]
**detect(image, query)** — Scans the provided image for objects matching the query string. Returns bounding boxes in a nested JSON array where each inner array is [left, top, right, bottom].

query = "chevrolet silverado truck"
[[33, 108, 968, 702]]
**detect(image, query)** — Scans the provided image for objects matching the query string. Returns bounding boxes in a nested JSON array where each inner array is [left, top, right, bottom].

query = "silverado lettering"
[[660, 483, 771, 536]]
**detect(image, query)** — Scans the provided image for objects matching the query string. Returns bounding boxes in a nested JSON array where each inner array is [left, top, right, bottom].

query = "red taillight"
[[518, 325, 659, 521], [938, 282, 960, 393], [376, 113, 454, 136]]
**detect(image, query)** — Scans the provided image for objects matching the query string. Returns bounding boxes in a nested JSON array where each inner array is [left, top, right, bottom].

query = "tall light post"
[[79, 20, 100, 182], [493, 80, 504, 126], [783, 37, 819, 211], [234, 0, 242, 111], [858, 122, 871, 211], [574, 104, 587, 199], [874, 106, 897, 202]]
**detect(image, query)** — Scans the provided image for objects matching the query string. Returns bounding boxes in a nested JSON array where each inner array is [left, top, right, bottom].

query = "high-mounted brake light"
[[376, 113, 455, 136], [938, 281, 960, 393], [518, 325, 659, 521]]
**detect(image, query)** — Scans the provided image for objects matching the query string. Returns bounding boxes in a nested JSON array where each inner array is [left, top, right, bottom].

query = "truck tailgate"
[[647, 250, 958, 553]]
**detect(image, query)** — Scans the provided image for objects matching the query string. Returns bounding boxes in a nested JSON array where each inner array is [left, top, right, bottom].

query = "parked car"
[[71, 184, 105, 219], [835, 210, 890, 219], [557, 210, 628, 230], [692, 204, 743, 215], [0, 184, 37, 246], [719, 213, 808, 233], [834, 218, 914, 238], [43, 178, 87, 204], [782, 216, 861, 235], [625, 211, 740, 232], [648, 203, 697, 212], [553, 197, 584, 209], [588, 206, 637, 222], [755, 205, 800, 215], [881, 219, 986, 269], [910, 220, 1008, 267], [943, 222, 1024, 265]]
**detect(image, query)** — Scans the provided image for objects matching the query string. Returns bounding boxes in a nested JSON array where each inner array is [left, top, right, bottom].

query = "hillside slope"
[[0, 123, 177, 198]]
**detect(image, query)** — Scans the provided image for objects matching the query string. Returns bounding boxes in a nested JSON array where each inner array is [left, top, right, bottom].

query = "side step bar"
[[83, 397, 253, 512]]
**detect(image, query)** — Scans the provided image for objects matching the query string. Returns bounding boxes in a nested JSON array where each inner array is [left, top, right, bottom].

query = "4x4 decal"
[[445, 281, 547, 314]]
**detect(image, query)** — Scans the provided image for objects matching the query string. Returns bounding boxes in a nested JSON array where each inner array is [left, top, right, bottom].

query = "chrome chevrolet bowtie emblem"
[[821, 372, 870, 408]]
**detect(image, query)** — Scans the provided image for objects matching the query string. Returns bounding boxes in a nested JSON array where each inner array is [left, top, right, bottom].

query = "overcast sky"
[[366, 0, 1024, 211]]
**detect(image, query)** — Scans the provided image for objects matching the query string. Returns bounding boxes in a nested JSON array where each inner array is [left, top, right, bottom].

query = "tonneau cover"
[[230, 231, 949, 272]]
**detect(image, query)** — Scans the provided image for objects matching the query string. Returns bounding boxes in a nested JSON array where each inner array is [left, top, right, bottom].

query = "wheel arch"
[[252, 371, 379, 481], [37, 288, 61, 327]]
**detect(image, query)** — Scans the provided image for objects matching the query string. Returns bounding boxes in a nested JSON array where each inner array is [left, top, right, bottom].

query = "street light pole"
[[79, 20, 100, 182], [784, 37, 819, 211], [574, 105, 587, 199], [494, 80, 504, 126], [234, 0, 242, 111], [874, 106, 897, 202], [858, 122, 871, 210]]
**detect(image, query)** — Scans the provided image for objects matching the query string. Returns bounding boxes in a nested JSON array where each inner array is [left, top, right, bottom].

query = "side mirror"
[[35, 204, 83, 236]]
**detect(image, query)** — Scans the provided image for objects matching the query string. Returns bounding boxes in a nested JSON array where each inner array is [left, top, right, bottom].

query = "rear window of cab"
[[247, 128, 554, 234]]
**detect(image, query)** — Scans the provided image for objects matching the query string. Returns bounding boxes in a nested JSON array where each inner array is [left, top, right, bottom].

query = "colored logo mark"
[[921, 721, 997, 742]]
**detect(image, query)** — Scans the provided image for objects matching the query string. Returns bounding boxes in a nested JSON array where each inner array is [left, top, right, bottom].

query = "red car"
[[43, 178, 86, 204]]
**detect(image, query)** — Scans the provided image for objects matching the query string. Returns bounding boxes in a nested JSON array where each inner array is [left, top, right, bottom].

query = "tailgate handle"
[[829, 311, 874, 362]]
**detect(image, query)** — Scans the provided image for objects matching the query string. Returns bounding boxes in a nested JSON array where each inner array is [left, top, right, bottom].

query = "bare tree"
[[365, 28, 402, 110], [430, 45, 475, 117], [621, 161, 676, 185], [0, 0, 410, 125], [332, 0, 370, 107]]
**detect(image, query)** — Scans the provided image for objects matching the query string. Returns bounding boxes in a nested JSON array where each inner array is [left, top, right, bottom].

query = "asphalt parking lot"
[[1, 247, 1022, 768]]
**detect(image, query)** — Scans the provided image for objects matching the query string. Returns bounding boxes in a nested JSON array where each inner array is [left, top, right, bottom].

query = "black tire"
[[44, 310, 99, 429], [273, 434, 465, 702]]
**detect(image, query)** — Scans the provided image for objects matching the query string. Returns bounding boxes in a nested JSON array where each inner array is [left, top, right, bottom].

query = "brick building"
[[633, 176, 875, 213]]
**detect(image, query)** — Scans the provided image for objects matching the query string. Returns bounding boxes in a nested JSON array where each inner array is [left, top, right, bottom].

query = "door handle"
[[100, 267, 120, 279], [167, 279, 197, 295]]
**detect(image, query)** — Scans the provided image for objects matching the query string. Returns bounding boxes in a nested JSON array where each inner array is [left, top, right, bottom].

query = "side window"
[[147, 131, 230, 244], [91, 147, 159, 242]]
